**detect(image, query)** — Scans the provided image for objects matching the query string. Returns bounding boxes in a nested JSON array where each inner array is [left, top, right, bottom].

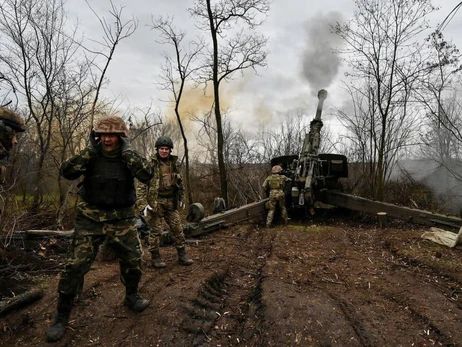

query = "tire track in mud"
[[328, 227, 462, 345], [180, 227, 273, 346], [255, 224, 462, 346]]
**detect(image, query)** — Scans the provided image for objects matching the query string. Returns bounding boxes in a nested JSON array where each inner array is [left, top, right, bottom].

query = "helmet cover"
[[0, 107, 26, 132], [93, 116, 129, 137], [272, 165, 283, 174]]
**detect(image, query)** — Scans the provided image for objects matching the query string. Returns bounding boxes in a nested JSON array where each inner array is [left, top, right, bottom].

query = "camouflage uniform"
[[0, 107, 26, 215], [47, 117, 153, 343], [58, 145, 152, 297], [145, 153, 186, 251], [262, 173, 290, 227]]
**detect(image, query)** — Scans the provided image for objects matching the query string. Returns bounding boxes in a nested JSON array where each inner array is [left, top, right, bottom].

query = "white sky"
[[66, 0, 462, 133]]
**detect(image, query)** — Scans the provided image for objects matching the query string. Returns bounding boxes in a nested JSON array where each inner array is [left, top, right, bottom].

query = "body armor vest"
[[158, 160, 175, 198], [268, 175, 283, 190], [80, 155, 136, 208]]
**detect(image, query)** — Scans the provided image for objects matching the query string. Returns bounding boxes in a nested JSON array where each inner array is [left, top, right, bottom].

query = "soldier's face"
[[100, 134, 120, 151], [158, 146, 171, 159], [11, 134, 18, 147], [1, 131, 19, 151]]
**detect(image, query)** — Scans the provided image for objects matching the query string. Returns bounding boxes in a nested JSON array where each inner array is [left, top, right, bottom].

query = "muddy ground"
[[0, 210, 461, 346]]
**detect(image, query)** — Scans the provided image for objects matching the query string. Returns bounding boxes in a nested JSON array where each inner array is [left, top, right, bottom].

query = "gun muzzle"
[[315, 89, 328, 120]]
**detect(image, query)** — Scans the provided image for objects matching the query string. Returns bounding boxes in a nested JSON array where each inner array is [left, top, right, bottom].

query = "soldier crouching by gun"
[[262, 165, 292, 228], [143, 136, 193, 268]]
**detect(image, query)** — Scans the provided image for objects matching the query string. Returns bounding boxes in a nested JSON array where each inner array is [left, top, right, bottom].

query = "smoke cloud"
[[301, 12, 345, 91]]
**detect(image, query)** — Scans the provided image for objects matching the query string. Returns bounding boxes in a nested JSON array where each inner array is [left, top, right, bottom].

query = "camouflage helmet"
[[94, 116, 129, 137], [272, 165, 283, 174], [0, 107, 26, 132], [155, 136, 173, 149]]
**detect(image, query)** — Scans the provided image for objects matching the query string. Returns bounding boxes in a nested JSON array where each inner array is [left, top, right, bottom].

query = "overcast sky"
[[65, 0, 462, 132]]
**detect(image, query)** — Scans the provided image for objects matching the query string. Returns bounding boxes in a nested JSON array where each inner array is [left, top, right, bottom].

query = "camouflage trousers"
[[58, 213, 143, 296], [145, 196, 186, 252], [266, 189, 288, 226]]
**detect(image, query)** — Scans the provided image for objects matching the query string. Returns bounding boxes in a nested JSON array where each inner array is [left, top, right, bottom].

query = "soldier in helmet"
[[262, 165, 291, 228], [47, 116, 153, 342], [0, 107, 26, 184], [142, 136, 193, 269]]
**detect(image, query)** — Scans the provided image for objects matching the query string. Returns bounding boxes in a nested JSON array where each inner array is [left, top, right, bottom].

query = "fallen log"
[[0, 289, 44, 317], [14, 230, 74, 237]]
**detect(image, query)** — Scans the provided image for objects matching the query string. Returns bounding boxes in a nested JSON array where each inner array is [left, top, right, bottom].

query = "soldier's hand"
[[179, 200, 186, 209], [87, 130, 98, 152], [120, 136, 132, 153]]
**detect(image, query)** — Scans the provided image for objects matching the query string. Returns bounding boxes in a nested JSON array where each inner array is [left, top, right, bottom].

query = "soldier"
[[143, 136, 193, 269], [0, 107, 26, 218], [262, 165, 291, 228], [0, 107, 26, 182], [47, 116, 153, 343]]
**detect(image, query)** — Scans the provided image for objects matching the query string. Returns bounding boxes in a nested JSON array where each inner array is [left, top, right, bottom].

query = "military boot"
[[47, 293, 74, 342], [124, 287, 150, 312], [177, 247, 194, 266], [151, 249, 166, 268]]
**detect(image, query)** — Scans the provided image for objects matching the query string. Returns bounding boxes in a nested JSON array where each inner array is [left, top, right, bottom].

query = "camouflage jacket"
[[0, 141, 8, 161], [61, 145, 153, 222], [141, 153, 184, 208], [262, 174, 291, 193], [0, 155, 8, 185]]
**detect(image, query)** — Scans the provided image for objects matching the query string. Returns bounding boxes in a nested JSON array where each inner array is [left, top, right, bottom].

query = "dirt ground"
[[0, 210, 462, 346]]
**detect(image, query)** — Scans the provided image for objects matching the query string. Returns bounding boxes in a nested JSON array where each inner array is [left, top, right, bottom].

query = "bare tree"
[[333, 0, 437, 200], [417, 31, 462, 150], [189, 0, 269, 206], [0, 0, 88, 207], [129, 103, 163, 158], [255, 108, 312, 164], [149, 16, 205, 205], [84, 0, 138, 130]]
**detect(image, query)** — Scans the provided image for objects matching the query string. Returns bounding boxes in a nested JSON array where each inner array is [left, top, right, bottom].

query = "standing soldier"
[[262, 165, 291, 228], [144, 136, 193, 268], [47, 116, 153, 343]]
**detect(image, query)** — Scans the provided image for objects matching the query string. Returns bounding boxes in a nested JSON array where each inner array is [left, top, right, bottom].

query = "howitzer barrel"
[[302, 89, 327, 156], [315, 89, 328, 120]]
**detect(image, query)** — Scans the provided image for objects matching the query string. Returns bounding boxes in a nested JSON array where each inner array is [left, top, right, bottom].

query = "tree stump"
[[377, 212, 387, 229]]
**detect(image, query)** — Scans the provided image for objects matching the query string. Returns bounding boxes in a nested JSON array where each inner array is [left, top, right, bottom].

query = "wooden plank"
[[186, 199, 268, 236]]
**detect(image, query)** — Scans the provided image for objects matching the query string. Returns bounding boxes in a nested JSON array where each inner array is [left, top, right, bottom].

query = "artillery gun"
[[270, 89, 348, 217], [181, 89, 462, 236]]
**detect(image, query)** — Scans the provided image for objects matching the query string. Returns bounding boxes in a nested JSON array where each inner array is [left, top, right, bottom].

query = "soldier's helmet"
[[93, 116, 129, 137], [155, 136, 174, 149], [0, 107, 26, 133], [272, 165, 283, 174]]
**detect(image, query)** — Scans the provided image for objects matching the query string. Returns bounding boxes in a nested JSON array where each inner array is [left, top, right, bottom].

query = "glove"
[[87, 130, 98, 153], [142, 203, 157, 216], [120, 136, 132, 153]]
